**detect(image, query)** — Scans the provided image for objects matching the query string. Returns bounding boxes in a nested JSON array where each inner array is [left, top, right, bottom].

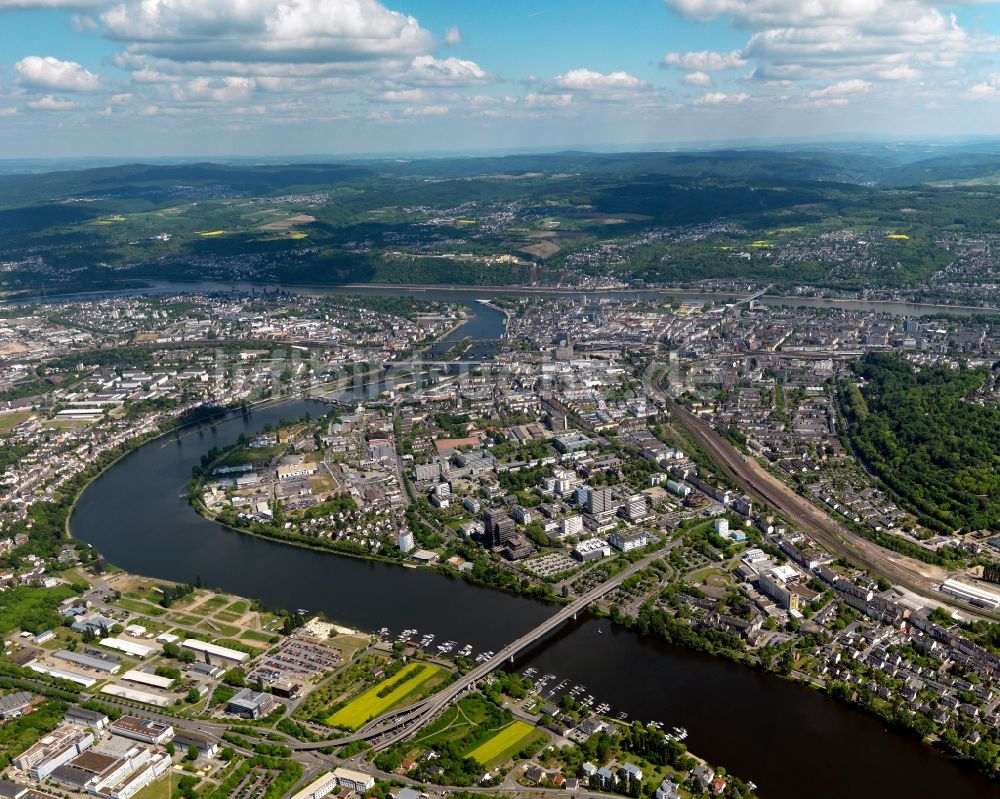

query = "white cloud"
[[966, 74, 1000, 99], [404, 54, 488, 85], [402, 103, 448, 116], [967, 84, 999, 99], [682, 71, 712, 87], [0, 107, 18, 116], [667, 0, 995, 105], [254, 75, 355, 92], [878, 64, 921, 80], [693, 91, 750, 105], [131, 68, 172, 83], [380, 88, 427, 103], [26, 95, 79, 110], [15, 55, 101, 92], [173, 76, 256, 103], [807, 97, 849, 107], [808, 78, 872, 98], [101, 0, 432, 67], [551, 68, 645, 91], [444, 25, 461, 45], [666, 0, 983, 28], [524, 92, 573, 108], [662, 49, 746, 70]]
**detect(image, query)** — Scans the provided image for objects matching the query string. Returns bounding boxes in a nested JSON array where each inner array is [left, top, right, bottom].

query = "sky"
[[2, 0, 1000, 157]]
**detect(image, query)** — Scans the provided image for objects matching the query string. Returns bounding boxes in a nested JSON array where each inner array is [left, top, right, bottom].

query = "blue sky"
[[1, 0, 1000, 157]]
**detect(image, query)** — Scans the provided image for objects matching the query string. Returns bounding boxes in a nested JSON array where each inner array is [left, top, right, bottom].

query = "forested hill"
[[839, 354, 1000, 535]]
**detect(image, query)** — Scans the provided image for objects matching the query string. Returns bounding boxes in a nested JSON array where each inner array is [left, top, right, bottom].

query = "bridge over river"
[[294, 544, 672, 752]]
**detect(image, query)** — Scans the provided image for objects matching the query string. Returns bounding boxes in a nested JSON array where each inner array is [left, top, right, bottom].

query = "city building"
[[586, 486, 614, 515], [759, 571, 801, 612], [609, 529, 654, 552], [226, 688, 278, 719], [171, 731, 219, 759], [108, 716, 174, 746], [0, 692, 33, 720], [180, 638, 249, 663], [481, 508, 515, 548], [290, 773, 339, 799], [620, 494, 648, 522], [572, 538, 612, 562], [65, 707, 109, 731], [332, 767, 375, 793], [15, 725, 94, 780]]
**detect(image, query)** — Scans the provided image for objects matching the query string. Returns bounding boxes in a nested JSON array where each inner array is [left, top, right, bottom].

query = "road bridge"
[[291, 544, 671, 752], [729, 284, 772, 307]]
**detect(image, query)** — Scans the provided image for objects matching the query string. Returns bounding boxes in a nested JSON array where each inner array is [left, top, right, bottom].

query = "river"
[[67, 293, 1000, 799], [8, 279, 999, 320]]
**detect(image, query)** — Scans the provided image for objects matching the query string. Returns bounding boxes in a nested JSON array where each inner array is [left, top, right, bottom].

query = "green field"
[[240, 630, 276, 643], [168, 614, 202, 626], [0, 412, 33, 433], [199, 620, 241, 637], [468, 721, 537, 766], [327, 663, 442, 730], [115, 598, 166, 616]]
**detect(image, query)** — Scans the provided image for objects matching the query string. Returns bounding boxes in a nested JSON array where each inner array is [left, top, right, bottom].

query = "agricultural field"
[[468, 720, 539, 766], [326, 662, 444, 730]]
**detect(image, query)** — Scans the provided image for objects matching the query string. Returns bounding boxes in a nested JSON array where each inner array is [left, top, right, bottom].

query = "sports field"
[[327, 663, 442, 730], [468, 720, 536, 765]]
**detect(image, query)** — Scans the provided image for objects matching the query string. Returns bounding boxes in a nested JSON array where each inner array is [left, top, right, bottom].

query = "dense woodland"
[[839, 354, 1000, 534]]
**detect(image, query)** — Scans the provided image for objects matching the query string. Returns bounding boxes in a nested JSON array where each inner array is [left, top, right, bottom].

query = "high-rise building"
[[587, 486, 614, 515], [620, 494, 647, 521], [481, 508, 515, 548], [397, 530, 415, 553]]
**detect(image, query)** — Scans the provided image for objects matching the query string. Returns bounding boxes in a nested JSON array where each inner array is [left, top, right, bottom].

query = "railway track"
[[648, 372, 1000, 623]]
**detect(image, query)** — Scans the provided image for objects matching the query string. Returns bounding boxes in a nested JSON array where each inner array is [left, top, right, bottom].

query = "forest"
[[838, 354, 1000, 534]]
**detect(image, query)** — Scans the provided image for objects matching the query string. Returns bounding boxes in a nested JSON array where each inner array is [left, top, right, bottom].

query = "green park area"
[[377, 694, 548, 784]]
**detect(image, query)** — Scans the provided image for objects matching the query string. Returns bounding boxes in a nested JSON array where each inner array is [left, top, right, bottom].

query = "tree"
[[223, 667, 246, 687], [186, 745, 199, 762]]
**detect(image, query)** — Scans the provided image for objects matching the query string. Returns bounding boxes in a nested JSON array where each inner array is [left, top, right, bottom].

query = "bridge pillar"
[[510, 654, 514, 663], [573, 611, 577, 620]]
